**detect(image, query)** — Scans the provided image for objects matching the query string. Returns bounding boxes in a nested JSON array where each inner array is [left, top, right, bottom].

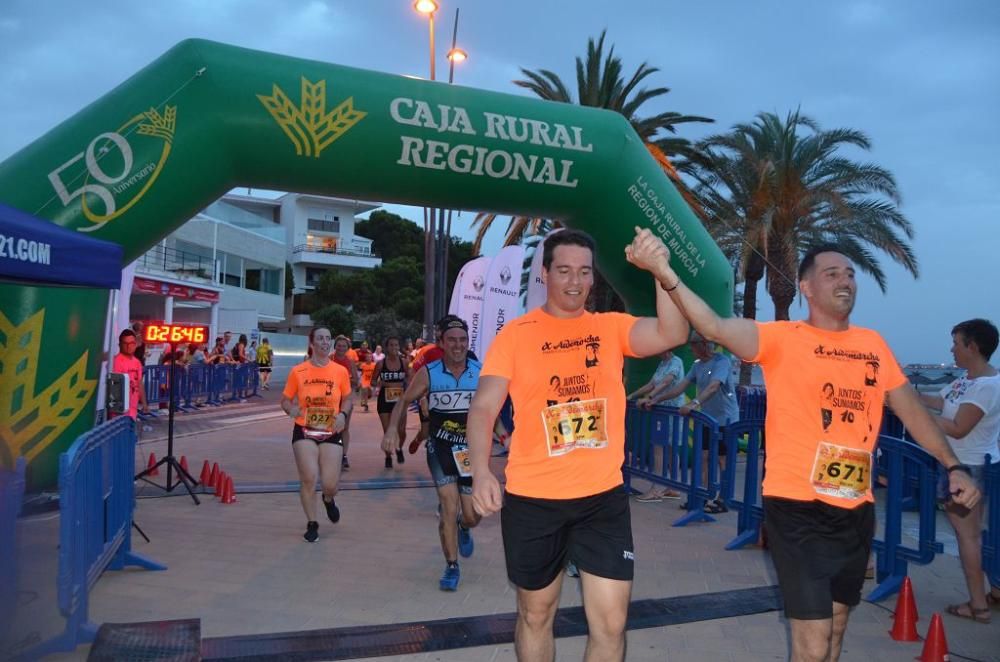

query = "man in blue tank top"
[[382, 315, 503, 590]]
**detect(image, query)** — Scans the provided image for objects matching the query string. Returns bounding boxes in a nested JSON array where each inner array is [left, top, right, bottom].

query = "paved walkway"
[[7, 393, 999, 661]]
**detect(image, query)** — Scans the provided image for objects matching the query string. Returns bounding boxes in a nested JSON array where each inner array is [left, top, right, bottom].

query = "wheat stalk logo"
[[257, 77, 366, 157], [0, 310, 97, 466], [135, 106, 177, 143]]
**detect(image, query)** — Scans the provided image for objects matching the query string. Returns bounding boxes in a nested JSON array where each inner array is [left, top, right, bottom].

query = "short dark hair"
[[798, 244, 847, 281], [542, 229, 596, 270], [119, 329, 136, 342], [952, 318, 999, 360]]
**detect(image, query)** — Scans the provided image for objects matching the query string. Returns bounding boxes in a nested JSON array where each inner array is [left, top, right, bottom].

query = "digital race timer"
[[143, 322, 209, 345]]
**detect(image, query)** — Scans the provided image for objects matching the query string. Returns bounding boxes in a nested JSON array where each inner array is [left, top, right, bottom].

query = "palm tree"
[[469, 30, 713, 261], [691, 110, 917, 323]]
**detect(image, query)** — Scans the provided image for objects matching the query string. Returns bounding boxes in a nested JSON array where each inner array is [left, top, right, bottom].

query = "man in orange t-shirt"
[[467, 228, 689, 661], [651, 243, 981, 661]]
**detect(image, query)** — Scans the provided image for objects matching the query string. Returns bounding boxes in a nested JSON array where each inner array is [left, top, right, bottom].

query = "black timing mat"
[[195, 585, 782, 661]]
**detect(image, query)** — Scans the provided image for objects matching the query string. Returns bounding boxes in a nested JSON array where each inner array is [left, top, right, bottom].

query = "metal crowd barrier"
[[142, 362, 261, 409], [18, 418, 165, 659], [720, 420, 766, 550], [736, 385, 767, 421], [984, 455, 1000, 588], [1, 458, 26, 644], [623, 403, 721, 526], [868, 435, 943, 601]]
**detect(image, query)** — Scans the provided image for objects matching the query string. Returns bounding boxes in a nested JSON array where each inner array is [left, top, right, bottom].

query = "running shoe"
[[341, 455, 350, 470], [385, 455, 393, 469], [396, 449, 405, 465], [304, 521, 319, 543], [323, 497, 340, 523], [439, 563, 460, 591], [458, 524, 474, 558]]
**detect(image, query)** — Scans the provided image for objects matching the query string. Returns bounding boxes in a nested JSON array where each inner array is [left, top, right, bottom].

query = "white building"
[[129, 191, 382, 345]]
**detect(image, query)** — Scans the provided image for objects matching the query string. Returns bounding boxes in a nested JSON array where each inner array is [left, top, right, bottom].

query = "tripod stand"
[[134, 340, 200, 505]]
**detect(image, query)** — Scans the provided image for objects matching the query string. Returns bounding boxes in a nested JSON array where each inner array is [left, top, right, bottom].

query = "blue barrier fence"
[[624, 403, 721, 526], [720, 421, 766, 550], [868, 435, 943, 601], [624, 393, 999, 602], [1, 458, 26, 643], [18, 418, 165, 660], [142, 362, 261, 411], [985, 455, 1000, 588]]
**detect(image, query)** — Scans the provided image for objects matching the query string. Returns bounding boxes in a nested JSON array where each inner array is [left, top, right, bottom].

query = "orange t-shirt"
[[360, 361, 376, 387], [752, 321, 907, 508], [481, 307, 638, 499], [283, 360, 352, 432]]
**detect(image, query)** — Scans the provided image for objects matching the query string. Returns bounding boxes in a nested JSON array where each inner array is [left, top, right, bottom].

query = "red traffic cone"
[[180, 455, 189, 475], [889, 576, 920, 641], [222, 476, 236, 504], [917, 613, 949, 662], [209, 462, 220, 489], [199, 460, 211, 486], [147, 453, 160, 476], [215, 471, 226, 497]]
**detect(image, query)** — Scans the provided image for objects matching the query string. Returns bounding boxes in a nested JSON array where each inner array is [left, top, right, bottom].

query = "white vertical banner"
[[525, 230, 560, 312], [448, 263, 465, 315], [478, 245, 525, 359], [451, 256, 492, 356]]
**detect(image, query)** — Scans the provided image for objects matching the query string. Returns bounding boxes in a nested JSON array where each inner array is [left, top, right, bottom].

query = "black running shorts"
[[764, 496, 874, 619], [291, 424, 343, 446], [501, 485, 634, 590]]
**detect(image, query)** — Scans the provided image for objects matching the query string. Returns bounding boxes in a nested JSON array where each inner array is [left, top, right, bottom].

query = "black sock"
[[447, 560, 459, 568]]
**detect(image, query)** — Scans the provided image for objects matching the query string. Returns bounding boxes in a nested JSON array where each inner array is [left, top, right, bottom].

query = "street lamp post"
[[414, 0, 439, 339], [415, 1, 467, 330]]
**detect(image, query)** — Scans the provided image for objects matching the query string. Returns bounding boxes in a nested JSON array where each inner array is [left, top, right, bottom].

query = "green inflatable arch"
[[0, 39, 732, 489]]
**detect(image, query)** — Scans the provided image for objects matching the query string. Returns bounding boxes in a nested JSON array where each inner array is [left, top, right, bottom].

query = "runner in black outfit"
[[373, 336, 408, 468]]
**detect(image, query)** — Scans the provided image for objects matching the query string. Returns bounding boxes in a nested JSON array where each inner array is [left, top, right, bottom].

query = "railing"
[[143, 362, 261, 410], [623, 403, 721, 526], [1, 458, 26, 644], [18, 418, 165, 659], [138, 243, 216, 280], [292, 243, 379, 259]]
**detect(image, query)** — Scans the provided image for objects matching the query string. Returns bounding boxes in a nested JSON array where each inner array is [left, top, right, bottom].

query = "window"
[[305, 267, 328, 287], [307, 217, 340, 234], [245, 267, 282, 295]]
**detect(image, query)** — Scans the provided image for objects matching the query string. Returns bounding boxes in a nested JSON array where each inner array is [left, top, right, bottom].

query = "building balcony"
[[136, 244, 217, 284], [290, 242, 382, 269]]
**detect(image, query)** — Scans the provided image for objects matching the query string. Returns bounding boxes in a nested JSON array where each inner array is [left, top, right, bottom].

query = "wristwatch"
[[947, 464, 972, 476]]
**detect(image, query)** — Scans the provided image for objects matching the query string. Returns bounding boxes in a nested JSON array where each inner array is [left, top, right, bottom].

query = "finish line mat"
[[169, 585, 774, 661]]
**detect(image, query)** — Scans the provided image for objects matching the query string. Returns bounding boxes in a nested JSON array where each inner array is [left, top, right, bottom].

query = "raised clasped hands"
[[624, 226, 672, 282]]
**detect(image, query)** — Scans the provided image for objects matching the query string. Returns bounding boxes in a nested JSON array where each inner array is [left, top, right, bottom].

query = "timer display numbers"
[[143, 323, 209, 345]]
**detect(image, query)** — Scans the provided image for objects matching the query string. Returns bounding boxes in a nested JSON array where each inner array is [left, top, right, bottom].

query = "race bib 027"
[[303, 407, 335, 439], [541, 398, 608, 457]]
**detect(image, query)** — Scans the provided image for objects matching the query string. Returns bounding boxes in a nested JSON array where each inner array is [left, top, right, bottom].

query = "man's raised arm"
[[630, 226, 759, 361]]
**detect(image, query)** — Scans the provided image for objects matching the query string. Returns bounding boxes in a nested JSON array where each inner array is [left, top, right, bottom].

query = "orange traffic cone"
[[215, 471, 226, 497], [889, 576, 919, 641], [147, 453, 160, 476], [199, 460, 211, 486], [222, 476, 236, 504], [179, 455, 190, 475], [209, 462, 220, 490], [917, 613, 949, 662]]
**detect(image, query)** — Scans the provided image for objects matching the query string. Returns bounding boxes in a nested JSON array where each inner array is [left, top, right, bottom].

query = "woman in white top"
[[920, 318, 1000, 624]]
